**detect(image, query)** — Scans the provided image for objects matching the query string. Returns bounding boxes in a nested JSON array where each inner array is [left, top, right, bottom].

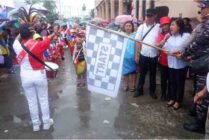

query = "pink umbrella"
[[92, 18, 109, 23], [115, 15, 137, 23], [91, 18, 109, 27]]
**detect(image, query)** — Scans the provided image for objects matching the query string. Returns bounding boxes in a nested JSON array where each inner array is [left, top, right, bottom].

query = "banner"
[[86, 25, 127, 97]]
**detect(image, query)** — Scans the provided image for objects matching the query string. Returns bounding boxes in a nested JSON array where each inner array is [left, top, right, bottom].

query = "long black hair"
[[171, 18, 186, 36], [122, 21, 135, 33]]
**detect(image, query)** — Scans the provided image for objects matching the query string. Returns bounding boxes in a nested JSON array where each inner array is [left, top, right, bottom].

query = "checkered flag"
[[86, 25, 127, 97]]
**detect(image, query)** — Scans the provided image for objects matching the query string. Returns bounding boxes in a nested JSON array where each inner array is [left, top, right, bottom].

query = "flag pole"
[[87, 23, 164, 51]]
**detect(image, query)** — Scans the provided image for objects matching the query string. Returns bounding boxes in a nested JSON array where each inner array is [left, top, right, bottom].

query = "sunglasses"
[[146, 14, 155, 17]]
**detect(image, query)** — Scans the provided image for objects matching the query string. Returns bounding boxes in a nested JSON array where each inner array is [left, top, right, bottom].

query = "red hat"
[[160, 16, 171, 26]]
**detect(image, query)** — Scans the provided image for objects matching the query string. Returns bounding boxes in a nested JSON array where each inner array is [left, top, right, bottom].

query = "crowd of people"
[[0, 0, 209, 136], [12, 21, 87, 131], [121, 0, 209, 135], [0, 5, 88, 131], [0, 21, 18, 75]]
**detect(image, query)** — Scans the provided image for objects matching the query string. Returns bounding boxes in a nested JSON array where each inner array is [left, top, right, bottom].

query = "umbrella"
[[115, 15, 137, 23], [106, 22, 120, 31], [7, 8, 19, 20], [0, 0, 15, 8], [92, 17, 109, 23], [28, 4, 49, 14], [14, 0, 27, 9], [91, 18, 109, 27], [0, 12, 8, 21], [0, 21, 7, 28]]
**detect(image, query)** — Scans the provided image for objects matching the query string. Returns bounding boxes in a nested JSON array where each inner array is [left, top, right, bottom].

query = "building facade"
[[95, 0, 133, 21], [95, 0, 199, 21]]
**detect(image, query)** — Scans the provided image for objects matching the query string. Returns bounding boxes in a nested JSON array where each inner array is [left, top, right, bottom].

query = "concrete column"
[[102, 3, 105, 19], [99, 7, 102, 17], [105, 0, 110, 21], [119, 0, 123, 15], [96, 7, 99, 17], [97, 6, 101, 17], [110, 0, 115, 21], [138, 0, 143, 20], [132, 0, 137, 18], [100, 5, 103, 18], [146, 0, 151, 9], [100, 5, 103, 17], [103, 3, 106, 19]]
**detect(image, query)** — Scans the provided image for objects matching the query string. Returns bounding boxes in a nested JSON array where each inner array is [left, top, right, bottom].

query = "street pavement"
[[0, 51, 205, 139]]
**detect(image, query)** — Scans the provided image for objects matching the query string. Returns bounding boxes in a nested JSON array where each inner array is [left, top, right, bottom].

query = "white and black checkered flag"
[[86, 25, 127, 97]]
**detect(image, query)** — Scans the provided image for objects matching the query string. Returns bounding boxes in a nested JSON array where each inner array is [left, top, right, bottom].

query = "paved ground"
[[0, 51, 205, 139]]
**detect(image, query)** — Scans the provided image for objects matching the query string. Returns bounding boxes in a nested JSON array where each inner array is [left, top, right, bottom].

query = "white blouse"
[[163, 33, 190, 69]]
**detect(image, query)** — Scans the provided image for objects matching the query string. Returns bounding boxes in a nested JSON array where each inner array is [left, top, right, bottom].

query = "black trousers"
[[137, 55, 158, 95], [168, 68, 187, 103], [159, 64, 171, 99], [195, 74, 209, 124]]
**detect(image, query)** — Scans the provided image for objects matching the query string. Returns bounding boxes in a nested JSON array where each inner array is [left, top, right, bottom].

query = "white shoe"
[[33, 125, 40, 132], [43, 119, 54, 130]]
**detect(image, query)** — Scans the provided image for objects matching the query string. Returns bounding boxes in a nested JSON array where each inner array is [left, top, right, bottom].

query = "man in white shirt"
[[134, 9, 160, 99]]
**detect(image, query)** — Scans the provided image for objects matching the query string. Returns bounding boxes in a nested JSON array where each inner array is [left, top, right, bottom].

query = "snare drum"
[[45, 62, 59, 79]]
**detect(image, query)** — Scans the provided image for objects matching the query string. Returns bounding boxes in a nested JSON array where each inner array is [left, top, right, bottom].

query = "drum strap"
[[17, 40, 37, 64], [20, 43, 55, 71], [74, 47, 84, 64]]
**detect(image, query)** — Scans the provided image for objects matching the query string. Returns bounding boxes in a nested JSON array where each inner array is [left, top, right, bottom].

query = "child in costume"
[[48, 24, 66, 63], [73, 38, 86, 87]]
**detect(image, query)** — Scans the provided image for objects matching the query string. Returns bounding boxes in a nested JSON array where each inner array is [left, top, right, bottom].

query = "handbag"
[[189, 54, 209, 74]]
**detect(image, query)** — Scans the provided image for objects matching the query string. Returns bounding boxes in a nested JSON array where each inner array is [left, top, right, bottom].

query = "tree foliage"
[[82, 4, 86, 11], [25, 0, 58, 22], [43, 1, 58, 22]]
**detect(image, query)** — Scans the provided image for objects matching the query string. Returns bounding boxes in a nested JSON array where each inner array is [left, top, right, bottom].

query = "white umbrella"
[[0, 0, 15, 8], [32, 3, 48, 11], [14, 0, 27, 9], [7, 8, 19, 20], [27, 4, 49, 14]]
